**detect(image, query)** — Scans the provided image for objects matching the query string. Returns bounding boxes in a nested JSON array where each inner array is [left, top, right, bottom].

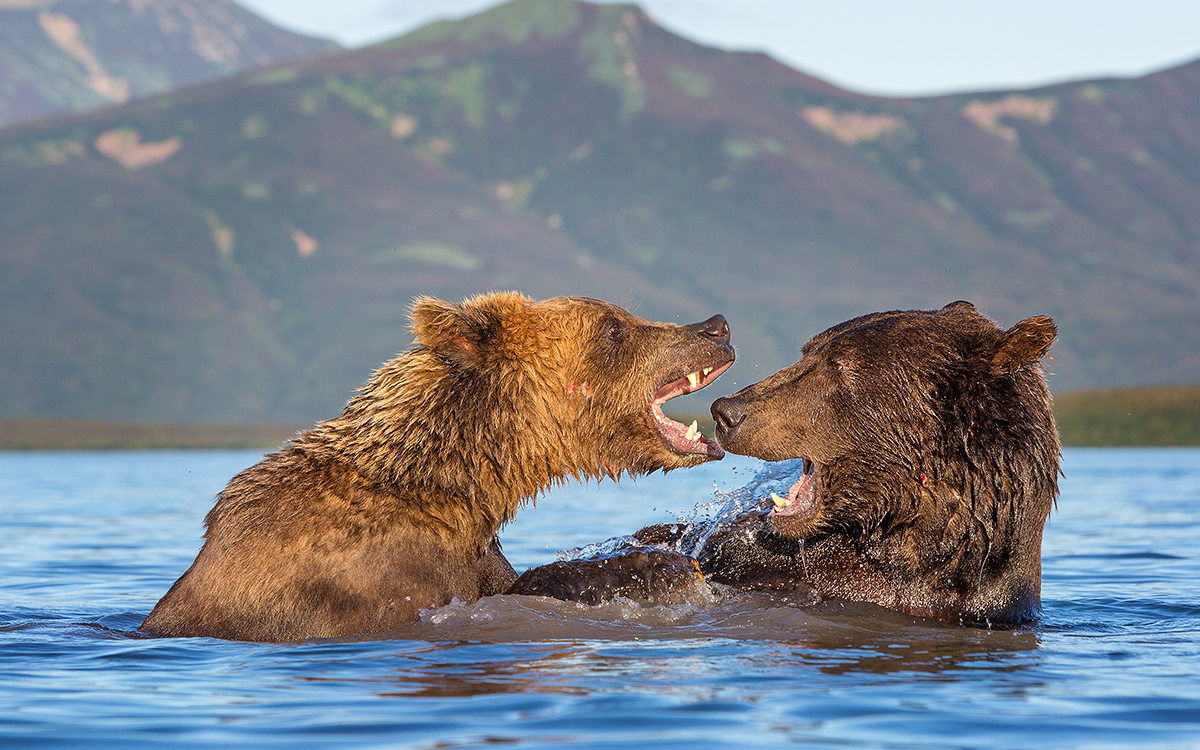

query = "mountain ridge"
[[0, 0, 338, 128], [1, 0, 1197, 422]]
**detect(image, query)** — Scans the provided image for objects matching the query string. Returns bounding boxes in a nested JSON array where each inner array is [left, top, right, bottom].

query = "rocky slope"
[[0, 0, 337, 128]]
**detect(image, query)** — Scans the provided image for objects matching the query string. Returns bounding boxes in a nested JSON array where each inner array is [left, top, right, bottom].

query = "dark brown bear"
[[703, 301, 1059, 623], [140, 292, 733, 642], [512, 302, 1059, 625]]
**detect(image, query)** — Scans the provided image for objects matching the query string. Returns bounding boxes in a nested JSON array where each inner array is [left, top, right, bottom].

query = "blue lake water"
[[1, 448, 1198, 748]]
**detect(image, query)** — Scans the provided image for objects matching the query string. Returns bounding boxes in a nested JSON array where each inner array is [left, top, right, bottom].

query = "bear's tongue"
[[770, 459, 817, 519]]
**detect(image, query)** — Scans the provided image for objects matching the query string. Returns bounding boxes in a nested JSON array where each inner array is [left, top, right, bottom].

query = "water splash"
[[556, 534, 639, 562], [676, 458, 806, 557], [557, 459, 809, 561]]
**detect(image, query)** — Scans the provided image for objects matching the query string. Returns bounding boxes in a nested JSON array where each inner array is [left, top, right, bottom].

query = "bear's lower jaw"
[[651, 405, 724, 458], [768, 459, 820, 537], [649, 360, 733, 458]]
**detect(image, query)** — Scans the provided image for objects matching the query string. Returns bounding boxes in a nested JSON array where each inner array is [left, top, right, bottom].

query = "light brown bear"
[[140, 293, 733, 641]]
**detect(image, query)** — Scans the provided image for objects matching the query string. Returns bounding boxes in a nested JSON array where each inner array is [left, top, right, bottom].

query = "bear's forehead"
[[545, 296, 622, 314], [805, 310, 1001, 365], [536, 296, 647, 326]]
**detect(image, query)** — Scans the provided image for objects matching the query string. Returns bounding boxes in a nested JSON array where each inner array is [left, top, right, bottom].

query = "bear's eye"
[[602, 318, 627, 341]]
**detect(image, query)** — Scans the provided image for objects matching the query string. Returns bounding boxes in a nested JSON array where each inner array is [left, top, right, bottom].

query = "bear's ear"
[[990, 315, 1056, 375], [409, 296, 494, 365], [941, 300, 977, 313]]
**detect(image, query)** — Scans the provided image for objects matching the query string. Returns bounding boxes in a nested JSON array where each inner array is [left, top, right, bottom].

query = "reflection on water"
[[409, 599, 1046, 689], [0, 449, 1197, 748]]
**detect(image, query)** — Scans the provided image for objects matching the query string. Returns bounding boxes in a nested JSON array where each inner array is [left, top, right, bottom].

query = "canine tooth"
[[686, 371, 700, 388], [685, 420, 699, 441], [771, 492, 787, 508]]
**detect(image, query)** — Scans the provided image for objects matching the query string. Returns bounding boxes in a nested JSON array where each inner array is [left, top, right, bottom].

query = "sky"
[[236, 0, 1200, 96]]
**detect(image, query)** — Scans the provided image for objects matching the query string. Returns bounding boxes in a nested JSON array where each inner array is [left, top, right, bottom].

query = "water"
[[1, 448, 1198, 748]]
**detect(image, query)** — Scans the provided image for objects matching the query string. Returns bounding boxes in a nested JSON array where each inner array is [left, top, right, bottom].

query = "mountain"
[[1, 0, 1198, 422], [0, 0, 337, 128]]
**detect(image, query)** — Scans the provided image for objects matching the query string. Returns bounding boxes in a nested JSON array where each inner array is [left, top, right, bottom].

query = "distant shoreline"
[[1, 384, 1197, 449], [1051, 384, 1200, 447]]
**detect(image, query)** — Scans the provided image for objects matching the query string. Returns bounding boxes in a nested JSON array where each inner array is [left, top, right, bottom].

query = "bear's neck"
[[300, 349, 587, 542], [803, 454, 1057, 621]]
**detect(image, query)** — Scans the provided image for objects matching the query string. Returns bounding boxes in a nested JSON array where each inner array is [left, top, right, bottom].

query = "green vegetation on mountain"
[[0, 0, 1197, 423]]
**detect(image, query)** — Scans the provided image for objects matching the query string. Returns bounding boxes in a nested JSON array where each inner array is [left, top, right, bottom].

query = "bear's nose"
[[689, 314, 730, 346], [711, 395, 747, 442]]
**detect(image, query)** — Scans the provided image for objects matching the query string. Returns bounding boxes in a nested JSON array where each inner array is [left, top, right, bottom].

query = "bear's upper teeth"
[[771, 491, 788, 509], [686, 371, 700, 388], [685, 420, 699, 441], [702, 367, 713, 377]]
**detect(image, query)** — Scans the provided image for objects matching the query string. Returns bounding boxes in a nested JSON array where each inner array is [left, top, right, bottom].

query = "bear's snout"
[[711, 395, 747, 443], [687, 314, 730, 347]]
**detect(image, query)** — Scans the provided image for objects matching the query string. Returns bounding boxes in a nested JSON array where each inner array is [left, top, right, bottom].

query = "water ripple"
[[0, 448, 1197, 748]]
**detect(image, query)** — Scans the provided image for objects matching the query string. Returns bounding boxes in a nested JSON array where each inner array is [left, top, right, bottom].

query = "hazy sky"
[[237, 0, 1200, 96]]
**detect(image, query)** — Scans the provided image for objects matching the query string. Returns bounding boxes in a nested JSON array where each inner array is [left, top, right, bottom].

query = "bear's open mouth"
[[650, 361, 733, 457], [769, 459, 818, 521]]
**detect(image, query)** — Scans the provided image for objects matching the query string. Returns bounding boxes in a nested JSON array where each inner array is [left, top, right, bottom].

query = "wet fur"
[[513, 302, 1059, 624], [141, 293, 732, 641]]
